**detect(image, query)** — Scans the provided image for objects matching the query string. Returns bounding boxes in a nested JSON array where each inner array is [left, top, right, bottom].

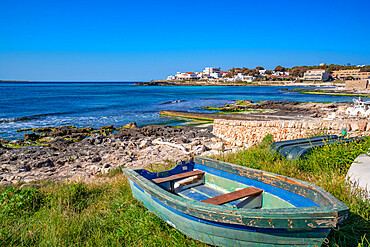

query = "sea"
[[0, 82, 354, 140]]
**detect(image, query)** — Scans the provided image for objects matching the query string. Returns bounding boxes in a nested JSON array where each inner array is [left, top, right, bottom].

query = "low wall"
[[345, 80, 369, 90], [213, 119, 369, 147]]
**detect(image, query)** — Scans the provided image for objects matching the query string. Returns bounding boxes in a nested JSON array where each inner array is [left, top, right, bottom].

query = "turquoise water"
[[0, 82, 353, 139]]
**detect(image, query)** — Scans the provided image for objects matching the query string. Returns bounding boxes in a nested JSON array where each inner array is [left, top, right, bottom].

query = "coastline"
[[1, 97, 369, 246], [0, 99, 346, 186], [137, 80, 370, 97], [135, 80, 345, 88], [0, 124, 231, 186]]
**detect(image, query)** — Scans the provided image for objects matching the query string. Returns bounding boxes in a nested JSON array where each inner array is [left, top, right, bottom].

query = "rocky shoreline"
[[160, 100, 344, 120], [0, 124, 230, 186], [0, 100, 351, 187]]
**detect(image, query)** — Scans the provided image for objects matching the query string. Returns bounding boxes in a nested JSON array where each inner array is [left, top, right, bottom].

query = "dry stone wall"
[[213, 119, 370, 148], [345, 80, 369, 90]]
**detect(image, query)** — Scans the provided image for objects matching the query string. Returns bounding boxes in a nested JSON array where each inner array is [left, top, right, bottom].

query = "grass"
[[1, 135, 369, 246], [211, 134, 370, 247], [0, 175, 205, 246]]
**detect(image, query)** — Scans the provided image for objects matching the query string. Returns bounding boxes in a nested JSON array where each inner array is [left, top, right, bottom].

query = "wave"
[[159, 100, 186, 105], [0, 111, 80, 124]]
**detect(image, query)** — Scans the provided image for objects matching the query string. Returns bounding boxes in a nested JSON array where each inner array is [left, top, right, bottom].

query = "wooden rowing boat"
[[123, 156, 348, 246]]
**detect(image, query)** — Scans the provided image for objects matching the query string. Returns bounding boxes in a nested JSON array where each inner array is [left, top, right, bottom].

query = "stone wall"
[[213, 119, 369, 148], [345, 80, 369, 90]]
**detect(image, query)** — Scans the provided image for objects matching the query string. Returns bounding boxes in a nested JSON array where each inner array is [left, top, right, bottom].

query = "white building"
[[166, 67, 225, 81], [221, 72, 229, 77], [234, 73, 254, 82], [203, 67, 221, 78], [272, 71, 290, 76], [303, 69, 329, 80], [259, 69, 267, 75], [176, 72, 198, 80]]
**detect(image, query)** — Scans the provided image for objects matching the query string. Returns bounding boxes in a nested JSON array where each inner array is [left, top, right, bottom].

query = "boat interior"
[[136, 162, 315, 210]]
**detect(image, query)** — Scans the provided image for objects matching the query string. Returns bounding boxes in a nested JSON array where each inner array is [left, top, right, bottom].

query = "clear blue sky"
[[0, 0, 369, 81]]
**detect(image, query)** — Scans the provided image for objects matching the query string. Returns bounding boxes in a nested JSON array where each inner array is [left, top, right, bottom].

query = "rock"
[[34, 159, 54, 168], [0, 124, 219, 183], [24, 133, 40, 141], [70, 133, 88, 141], [52, 130, 69, 137], [91, 156, 102, 163], [101, 130, 109, 137], [113, 128, 141, 138], [101, 125, 115, 130], [18, 165, 31, 172], [101, 167, 111, 174], [139, 139, 151, 149], [16, 128, 33, 132], [0, 181, 12, 186], [33, 127, 53, 132], [88, 134, 104, 144], [0, 139, 9, 144], [87, 165, 100, 174], [209, 142, 225, 151], [123, 122, 137, 129], [358, 121, 367, 131], [172, 137, 190, 144], [82, 127, 94, 132]]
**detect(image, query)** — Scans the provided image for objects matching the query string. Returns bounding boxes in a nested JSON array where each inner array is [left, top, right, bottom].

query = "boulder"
[[91, 156, 102, 163], [34, 159, 54, 168], [123, 122, 137, 129], [18, 165, 31, 172], [24, 133, 40, 141], [101, 125, 115, 131], [33, 127, 53, 132]]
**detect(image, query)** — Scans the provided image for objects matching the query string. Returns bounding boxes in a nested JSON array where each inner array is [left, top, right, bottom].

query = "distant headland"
[[0, 80, 34, 83]]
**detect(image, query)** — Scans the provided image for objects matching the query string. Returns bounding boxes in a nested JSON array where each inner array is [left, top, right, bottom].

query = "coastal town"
[[164, 64, 370, 83], [1, 0, 369, 245]]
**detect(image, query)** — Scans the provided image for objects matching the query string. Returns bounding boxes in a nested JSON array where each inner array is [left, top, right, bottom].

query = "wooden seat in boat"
[[200, 186, 263, 205], [152, 170, 205, 192]]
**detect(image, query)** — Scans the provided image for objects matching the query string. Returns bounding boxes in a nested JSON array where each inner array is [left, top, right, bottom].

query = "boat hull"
[[129, 180, 330, 247]]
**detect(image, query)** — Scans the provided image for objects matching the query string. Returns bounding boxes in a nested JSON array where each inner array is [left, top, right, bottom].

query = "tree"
[[274, 65, 286, 72], [255, 66, 264, 70], [265, 70, 273, 75]]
